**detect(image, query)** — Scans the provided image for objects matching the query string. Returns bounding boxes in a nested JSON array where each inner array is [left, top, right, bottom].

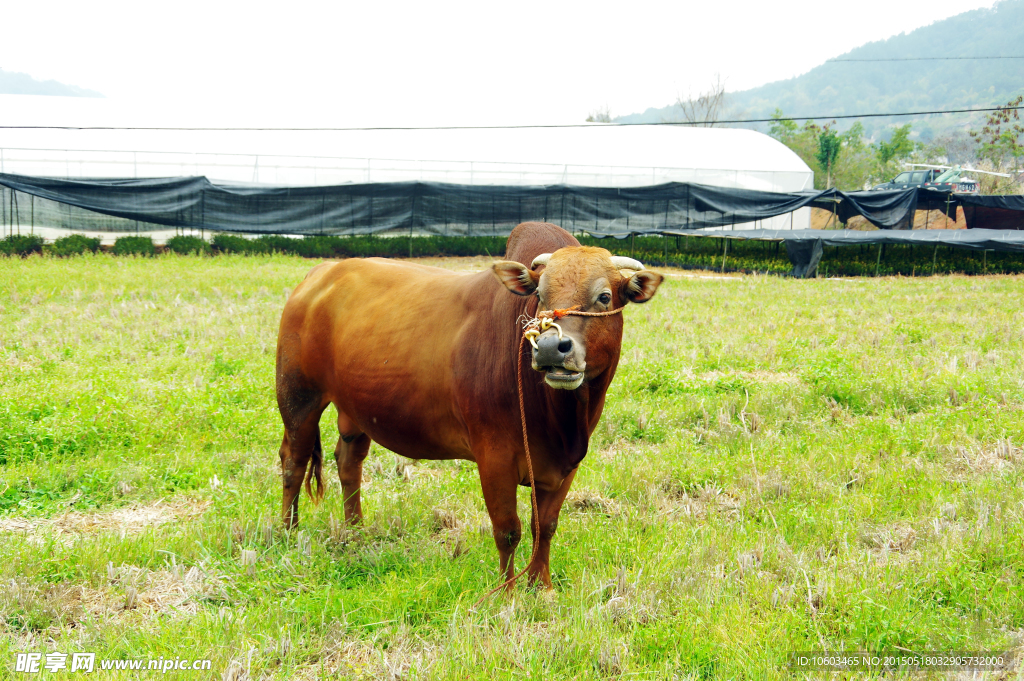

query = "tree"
[[876, 124, 914, 166], [932, 130, 978, 166], [834, 122, 875, 190], [586, 106, 612, 123], [816, 123, 841, 189], [769, 112, 874, 190], [673, 74, 726, 127], [768, 108, 797, 144], [969, 95, 1024, 171], [875, 124, 915, 181], [766, 111, 827, 188]]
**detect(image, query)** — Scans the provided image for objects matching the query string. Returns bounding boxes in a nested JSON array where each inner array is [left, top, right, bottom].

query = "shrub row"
[[209, 233, 507, 258], [111, 236, 157, 256], [51, 234, 102, 256], [584, 235, 1024, 277], [166, 235, 211, 255], [0, 233, 508, 259], [0, 234, 45, 256], [3, 232, 1024, 276]]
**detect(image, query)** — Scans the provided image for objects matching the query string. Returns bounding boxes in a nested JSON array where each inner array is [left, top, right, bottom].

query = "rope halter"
[[521, 304, 625, 349], [520, 253, 641, 348]]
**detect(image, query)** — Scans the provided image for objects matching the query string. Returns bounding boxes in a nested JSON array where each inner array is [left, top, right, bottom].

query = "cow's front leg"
[[477, 458, 522, 589], [525, 469, 577, 589]]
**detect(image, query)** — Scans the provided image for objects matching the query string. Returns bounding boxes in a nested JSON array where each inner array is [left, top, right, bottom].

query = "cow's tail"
[[304, 430, 325, 504]]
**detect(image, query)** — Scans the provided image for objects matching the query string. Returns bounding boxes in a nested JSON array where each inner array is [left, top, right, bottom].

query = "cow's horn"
[[610, 256, 645, 271], [531, 253, 553, 269]]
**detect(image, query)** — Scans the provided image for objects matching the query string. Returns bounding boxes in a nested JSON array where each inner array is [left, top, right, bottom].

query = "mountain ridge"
[[0, 70, 103, 97], [616, 0, 1024, 141]]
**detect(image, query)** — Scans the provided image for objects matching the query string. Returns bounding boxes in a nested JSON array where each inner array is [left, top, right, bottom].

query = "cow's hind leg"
[[334, 411, 371, 524], [277, 371, 327, 529], [279, 414, 326, 529]]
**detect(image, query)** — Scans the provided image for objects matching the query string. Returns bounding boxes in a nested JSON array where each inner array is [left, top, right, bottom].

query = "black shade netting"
[[1, 174, 1022, 237]]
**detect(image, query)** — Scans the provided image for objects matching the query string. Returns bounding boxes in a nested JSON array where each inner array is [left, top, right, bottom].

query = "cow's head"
[[492, 246, 663, 390]]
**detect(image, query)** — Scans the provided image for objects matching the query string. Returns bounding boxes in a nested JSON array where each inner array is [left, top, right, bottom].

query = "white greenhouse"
[[0, 94, 814, 236]]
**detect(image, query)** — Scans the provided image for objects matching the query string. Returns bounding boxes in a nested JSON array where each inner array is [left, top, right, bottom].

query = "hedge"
[[112, 236, 156, 257], [0, 234, 45, 256], [51, 234, 102, 256], [211, 234, 506, 258], [166, 235, 212, 255], [3, 231, 1023, 276], [601, 235, 1024, 277]]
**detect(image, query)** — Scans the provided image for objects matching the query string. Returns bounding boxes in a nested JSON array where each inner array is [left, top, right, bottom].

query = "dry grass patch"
[[861, 524, 917, 552], [859, 524, 922, 565], [106, 563, 229, 615], [292, 625, 441, 681], [565, 488, 620, 516], [655, 480, 744, 520], [587, 567, 663, 628], [0, 498, 211, 544], [698, 369, 803, 386], [429, 506, 471, 559], [945, 439, 1022, 476], [738, 469, 792, 502], [0, 564, 227, 639]]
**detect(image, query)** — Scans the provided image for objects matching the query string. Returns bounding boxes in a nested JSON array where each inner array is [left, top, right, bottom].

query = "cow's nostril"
[[534, 333, 574, 368]]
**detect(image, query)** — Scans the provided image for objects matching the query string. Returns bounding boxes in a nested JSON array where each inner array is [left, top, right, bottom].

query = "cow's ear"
[[492, 261, 540, 296], [621, 270, 664, 304]]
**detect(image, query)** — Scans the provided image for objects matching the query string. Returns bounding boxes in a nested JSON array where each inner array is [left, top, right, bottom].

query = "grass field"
[[1, 253, 1023, 679]]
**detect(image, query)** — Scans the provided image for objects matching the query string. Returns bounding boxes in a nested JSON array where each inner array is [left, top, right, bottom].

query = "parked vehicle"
[[872, 163, 1009, 193], [872, 167, 942, 191], [929, 166, 980, 193]]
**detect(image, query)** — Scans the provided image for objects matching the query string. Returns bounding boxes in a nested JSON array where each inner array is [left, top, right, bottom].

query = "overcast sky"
[[0, 0, 1001, 127]]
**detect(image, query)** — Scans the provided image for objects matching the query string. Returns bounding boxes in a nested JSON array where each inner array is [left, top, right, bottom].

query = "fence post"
[[932, 245, 939, 276], [875, 244, 882, 277], [721, 239, 729, 273], [410, 193, 416, 258]]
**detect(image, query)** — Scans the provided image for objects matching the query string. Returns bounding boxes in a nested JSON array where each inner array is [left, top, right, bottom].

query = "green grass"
[[1, 253, 1023, 679]]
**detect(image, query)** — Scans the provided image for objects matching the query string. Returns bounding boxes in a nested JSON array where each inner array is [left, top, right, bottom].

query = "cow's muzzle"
[[532, 331, 586, 390]]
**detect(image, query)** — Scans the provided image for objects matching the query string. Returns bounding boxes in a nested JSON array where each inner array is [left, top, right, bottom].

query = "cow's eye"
[[598, 292, 612, 305]]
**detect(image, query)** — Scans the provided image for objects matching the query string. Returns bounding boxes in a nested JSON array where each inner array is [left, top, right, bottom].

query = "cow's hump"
[[505, 222, 580, 267]]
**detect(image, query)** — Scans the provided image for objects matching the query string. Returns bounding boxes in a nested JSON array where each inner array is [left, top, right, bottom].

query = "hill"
[[617, 0, 1024, 141], [0, 69, 103, 97]]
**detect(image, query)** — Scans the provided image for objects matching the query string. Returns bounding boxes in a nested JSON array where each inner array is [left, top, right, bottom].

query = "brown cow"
[[275, 222, 663, 588]]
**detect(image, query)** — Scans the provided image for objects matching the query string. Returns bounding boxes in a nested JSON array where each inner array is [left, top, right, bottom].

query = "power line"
[[828, 56, 1024, 62], [0, 106, 1020, 132]]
